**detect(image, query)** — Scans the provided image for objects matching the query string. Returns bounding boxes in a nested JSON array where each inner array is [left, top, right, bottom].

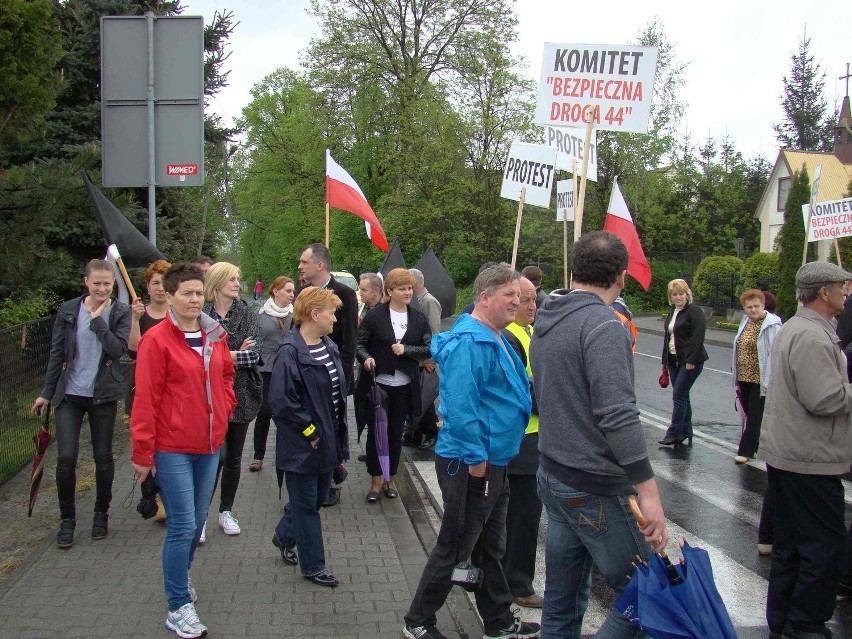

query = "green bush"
[[622, 259, 685, 313], [0, 289, 60, 328], [692, 256, 744, 302], [739, 252, 779, 294]]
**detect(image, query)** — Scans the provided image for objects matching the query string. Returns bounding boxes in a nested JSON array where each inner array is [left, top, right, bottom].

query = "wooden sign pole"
[[573, 110, 596, 244], [511, 187, 526, 271], [565, 159, 578, 288]]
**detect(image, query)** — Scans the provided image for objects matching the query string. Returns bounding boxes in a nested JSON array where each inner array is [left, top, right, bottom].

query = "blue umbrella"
[[367, 374, 391, 482], [614, 497, 737, 639]]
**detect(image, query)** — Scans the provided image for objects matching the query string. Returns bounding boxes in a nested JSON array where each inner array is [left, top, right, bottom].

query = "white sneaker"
[[198, 523, 206, 545], [188, 575, 197, 603], [734, 455, 749, 464], [218, 510, 241, 535], [165, 602, 207, 638]]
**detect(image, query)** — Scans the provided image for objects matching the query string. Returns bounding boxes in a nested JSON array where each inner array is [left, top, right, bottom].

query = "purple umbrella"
[[734, 387, 747, 436], [368, 375, 391, 482]]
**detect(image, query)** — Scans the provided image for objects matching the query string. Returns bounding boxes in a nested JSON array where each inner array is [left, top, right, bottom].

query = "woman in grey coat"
[[250, 276, 295, 471]]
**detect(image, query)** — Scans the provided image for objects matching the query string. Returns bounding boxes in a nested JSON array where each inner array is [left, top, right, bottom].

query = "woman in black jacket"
[[31, 259, 130, 548], [357, 268, 431, 503], [659, 279, 708, 446], [269, 287, 349, 587]]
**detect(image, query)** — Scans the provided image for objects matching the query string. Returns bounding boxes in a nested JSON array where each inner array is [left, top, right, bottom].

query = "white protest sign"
[[556, 180, 574, 221], [801, 197, 852, 241], [811, 165, 823, 202], [542, 125, 598, 181], [535, 43, 658, 132], [500, 142, 557, 209]]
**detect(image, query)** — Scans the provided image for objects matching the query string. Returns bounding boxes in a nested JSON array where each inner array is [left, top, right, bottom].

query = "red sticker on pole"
[[166, 164, 198, 178]]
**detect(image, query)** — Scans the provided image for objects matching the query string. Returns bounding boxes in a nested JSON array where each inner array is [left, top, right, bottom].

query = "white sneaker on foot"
[[734, 455, 749, 464], [198, 523, 206, 545], [218, 510, 241, 535], [757, 543, 773, 555], [165, 602, 207, 638]]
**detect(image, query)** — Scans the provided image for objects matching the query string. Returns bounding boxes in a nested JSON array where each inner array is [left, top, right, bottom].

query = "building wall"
[[758, 163, 790, 252]]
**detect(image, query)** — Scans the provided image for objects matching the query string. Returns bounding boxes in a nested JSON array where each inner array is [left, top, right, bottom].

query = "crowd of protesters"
[[29, 233, 852, 639]]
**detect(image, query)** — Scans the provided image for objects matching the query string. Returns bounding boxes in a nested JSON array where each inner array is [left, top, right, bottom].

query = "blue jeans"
[[665, 359, 703, 441], [275, 470, 333, 576], [537, 468, 652, 639], [154, 450, 220, 611]]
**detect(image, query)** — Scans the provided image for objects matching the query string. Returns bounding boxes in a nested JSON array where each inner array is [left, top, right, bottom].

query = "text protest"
[[801, 196, 852, 241], [536, 43, 658, 133], [500, 142, 557, 209], [556, 180, 574, 221], [543, 126, 598, 181]]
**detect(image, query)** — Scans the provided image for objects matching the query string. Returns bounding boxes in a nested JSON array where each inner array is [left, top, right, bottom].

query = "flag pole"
[[573, 108, 596, 244], [511, 188, 526, 271], [325, 201, 330, 249], [107, 245, 138, 300]]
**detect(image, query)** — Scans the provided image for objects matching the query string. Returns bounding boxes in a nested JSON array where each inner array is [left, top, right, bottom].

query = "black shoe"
[[837, 582, 852, 600], [484, 616, 541, 638], [304, 570, 339, 587], [781, 623, 832, 639], [403, 625, 450, 639], [357, 454, 368, 462], [91, 512, 109, 540], [401, 430, 417, 446], [658, 436, 681, 446], [272, 534, 298, 566], [418, 436, 436, 450], [56, 518, 75, 549], [322, 486, 341, 507]]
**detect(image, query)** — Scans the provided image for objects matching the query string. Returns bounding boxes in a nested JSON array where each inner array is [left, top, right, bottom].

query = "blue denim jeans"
[[537, 468, 652, 639], [275, 470, 333, 576], [664, 359, 703, 441], [154, 450, 220, 611]]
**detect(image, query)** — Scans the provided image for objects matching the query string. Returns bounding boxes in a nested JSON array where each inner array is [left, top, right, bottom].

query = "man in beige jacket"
[[759, 261, 852, 639]]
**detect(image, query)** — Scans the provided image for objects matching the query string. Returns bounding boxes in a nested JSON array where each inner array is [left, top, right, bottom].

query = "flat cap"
[[795, 261, 852, 288]]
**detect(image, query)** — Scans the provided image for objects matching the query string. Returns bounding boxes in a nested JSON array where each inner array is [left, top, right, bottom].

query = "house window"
[[769, 224, 783, 251], [777, 177, 790, 211]]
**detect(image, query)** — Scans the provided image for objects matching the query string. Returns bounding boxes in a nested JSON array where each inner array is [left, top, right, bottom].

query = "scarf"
[[259, 297, 292, 318]]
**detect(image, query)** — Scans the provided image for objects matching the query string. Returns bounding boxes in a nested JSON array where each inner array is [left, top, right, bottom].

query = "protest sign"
[[801, 197, 852, 242], [543, 125, 598, 181], [500, 142, 557, 209], [535, 43, 658, 133], [556, 180, 575, 221]]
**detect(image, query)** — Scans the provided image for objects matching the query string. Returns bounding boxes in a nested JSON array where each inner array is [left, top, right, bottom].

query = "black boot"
[[91, 512, 109, 540], [57, 518, 75, 549], [322, 486, 341, 507]]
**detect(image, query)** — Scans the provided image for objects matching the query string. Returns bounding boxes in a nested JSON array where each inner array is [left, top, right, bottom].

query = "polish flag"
[[603, 177, 651, 290], [325, 150, 389, 252]]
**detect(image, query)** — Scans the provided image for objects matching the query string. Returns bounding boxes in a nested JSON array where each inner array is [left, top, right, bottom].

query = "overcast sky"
[[188, 0, 850, 160]]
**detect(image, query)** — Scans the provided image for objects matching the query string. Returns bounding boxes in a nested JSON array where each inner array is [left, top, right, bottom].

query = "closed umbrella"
[[368, 373, 391, 482], [28, 405, 53, 517]]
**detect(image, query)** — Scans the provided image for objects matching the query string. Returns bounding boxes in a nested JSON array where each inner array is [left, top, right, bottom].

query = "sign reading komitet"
[[556, 180, 574, 221], [535, 43, 658, 133], [500, 142, 557, 209], [801, 196, 852, 241]]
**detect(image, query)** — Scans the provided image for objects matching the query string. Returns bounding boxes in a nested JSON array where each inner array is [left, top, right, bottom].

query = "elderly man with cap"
[[759, 261, 852, 639]]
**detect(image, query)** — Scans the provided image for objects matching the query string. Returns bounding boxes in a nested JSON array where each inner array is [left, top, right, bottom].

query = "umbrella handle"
[[627, 495, 646, 526]]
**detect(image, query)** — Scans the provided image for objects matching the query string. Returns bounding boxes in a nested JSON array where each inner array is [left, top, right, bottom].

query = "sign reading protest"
[[556, 180, 574, 221], [535, 43, 658, 133], [801, 196, 852, 241], [543, 125, 598, 181], [500, 142, 557, 209]]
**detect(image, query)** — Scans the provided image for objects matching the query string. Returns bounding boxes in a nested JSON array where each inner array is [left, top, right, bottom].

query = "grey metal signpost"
[[100, 13, 205, 246]]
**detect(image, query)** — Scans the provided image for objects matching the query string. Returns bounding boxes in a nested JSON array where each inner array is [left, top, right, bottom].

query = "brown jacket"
[[758, 306, 852, 475]]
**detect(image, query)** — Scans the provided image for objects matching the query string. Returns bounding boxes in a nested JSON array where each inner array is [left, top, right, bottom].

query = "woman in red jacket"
[[131, 263, 236, 639]]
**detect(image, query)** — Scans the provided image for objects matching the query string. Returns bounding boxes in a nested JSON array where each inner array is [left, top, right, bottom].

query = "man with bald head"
[[500, 277, 543, 608]]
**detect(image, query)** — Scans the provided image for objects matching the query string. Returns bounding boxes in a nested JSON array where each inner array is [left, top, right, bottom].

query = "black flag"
[[378, 237, 406, 277], [415, 248, 457, 319], [82, 171, 166, 267]]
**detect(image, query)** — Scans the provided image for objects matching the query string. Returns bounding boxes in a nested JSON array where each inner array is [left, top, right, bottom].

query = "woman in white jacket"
[[731, 289, 782, 463]]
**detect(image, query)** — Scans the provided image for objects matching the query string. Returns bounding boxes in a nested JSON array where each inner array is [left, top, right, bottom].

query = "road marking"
[[635, 350, 732, 376]]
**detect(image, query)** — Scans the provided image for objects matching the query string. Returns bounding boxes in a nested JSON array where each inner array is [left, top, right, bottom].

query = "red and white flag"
[[603, 177, 651, 290], [325, 150, 389, 252]]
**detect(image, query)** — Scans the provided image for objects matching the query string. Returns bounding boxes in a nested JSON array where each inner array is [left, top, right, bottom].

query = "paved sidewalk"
[[0, 416, 481, 639]]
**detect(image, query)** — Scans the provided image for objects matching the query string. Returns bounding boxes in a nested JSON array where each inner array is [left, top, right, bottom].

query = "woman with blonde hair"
[[659, 279, 708, 446], [357, 268, 432, 503], [250, 275, 295, 471], [201, 262, 262, 540], [269, 287, 349, 587]]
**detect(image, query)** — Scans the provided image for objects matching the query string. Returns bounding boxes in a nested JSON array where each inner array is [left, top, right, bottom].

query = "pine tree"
[[777, 167, 812, 319], [773, 33, 832, 151]]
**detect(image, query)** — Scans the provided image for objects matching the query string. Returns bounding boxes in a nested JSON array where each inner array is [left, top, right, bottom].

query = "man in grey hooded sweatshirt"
[[530, 231, 668, 639]]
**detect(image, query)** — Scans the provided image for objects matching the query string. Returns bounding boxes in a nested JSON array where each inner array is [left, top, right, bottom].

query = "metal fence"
[[0, 316, 54, 484], [697, 274, 781, 310]]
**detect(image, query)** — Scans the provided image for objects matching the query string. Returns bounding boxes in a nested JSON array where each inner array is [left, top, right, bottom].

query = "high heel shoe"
[[682, 436, 693, 447], [658, 436, 680, 446]]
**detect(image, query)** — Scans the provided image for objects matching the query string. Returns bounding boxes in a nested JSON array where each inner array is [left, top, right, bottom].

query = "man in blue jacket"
[[403, 264, 540, 639]]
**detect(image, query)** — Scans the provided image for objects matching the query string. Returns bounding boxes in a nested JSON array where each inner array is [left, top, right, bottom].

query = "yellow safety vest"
[[505, 322, 539, 435]]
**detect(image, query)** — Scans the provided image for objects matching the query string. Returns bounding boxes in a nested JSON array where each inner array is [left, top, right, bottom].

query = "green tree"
[[773, 32, 833, 151], [0, 0, 62, 151], [776, 167, 812, 319]]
